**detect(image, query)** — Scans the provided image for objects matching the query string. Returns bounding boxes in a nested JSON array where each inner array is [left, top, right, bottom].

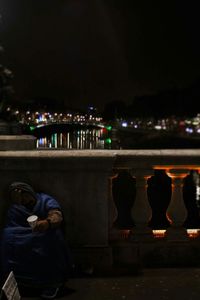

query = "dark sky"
[[1, 0, 200, 111]]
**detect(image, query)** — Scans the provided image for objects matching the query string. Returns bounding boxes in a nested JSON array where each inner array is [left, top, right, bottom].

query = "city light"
[[122, 122, 128, 127], [105, 125, 112, 131], [4, 106, 200, 141]]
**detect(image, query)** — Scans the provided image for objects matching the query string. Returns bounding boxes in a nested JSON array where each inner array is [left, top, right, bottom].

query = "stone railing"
[[1, 149, 200, 268], [111, 150, 200, 239]]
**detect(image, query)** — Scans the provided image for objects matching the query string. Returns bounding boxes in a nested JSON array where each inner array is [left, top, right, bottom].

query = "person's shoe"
[[40, 287, 59, 299]]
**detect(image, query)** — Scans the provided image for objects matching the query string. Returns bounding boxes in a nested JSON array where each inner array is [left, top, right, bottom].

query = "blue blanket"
[[0, 193, 71, 287]]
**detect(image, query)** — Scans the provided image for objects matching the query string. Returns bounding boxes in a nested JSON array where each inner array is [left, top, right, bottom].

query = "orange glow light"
[[154, 165, 200, 172], [187, 229, 200, 239], [152, 230, 166, 238]]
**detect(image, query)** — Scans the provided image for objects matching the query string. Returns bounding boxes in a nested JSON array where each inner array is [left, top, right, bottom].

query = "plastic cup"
[[27, 215, 38, 229]]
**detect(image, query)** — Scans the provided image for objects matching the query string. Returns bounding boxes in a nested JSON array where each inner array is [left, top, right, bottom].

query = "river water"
[[36, 128, 200, 150], [36, 129, 119, 150]]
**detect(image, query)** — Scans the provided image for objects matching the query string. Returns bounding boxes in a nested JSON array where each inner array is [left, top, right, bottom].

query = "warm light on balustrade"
[[153, 165, 200, 240], [111, 164, 200, 242], [154, 165, 200, 171], [152, 229, 167, 238], [187, 229, 200, 238], [154, 166, 189, 228]]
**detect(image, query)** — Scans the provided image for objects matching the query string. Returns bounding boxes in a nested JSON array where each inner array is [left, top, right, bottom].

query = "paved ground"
[[21, 268, 200, 300]]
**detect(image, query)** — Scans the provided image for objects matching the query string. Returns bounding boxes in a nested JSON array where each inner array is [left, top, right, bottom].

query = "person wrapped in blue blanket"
[[0, 182, 72, 299]]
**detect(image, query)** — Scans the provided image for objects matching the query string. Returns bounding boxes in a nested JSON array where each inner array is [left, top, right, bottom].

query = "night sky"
[[1, 0, 200, 111]]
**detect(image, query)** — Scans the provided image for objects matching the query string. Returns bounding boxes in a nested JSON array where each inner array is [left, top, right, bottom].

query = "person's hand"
[[33, 220, 49, 232]]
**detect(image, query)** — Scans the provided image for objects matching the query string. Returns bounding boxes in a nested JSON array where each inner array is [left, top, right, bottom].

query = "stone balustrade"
[[1, 149, 200, 269]]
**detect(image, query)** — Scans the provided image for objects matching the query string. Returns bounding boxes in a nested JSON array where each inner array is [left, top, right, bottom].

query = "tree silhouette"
[[0, 47, 14, 119], [0, 14, 15, 123], [102, 100, 128, 121]]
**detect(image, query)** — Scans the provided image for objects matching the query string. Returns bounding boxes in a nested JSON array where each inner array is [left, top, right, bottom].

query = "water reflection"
[[36, 129, 114, 149]]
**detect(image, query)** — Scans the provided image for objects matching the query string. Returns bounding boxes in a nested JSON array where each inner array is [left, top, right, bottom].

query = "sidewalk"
[[22, 268, 200, 300]]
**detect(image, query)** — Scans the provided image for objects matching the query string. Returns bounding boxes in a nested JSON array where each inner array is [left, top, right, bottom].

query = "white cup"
[[27, 215, 38, 229]]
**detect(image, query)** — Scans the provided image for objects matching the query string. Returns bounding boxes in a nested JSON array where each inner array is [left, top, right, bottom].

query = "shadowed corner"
[[18, 282, 76, 299]]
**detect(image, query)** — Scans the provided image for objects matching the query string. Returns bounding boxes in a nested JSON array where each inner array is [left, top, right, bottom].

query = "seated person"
[[0, 182, 72, 299]]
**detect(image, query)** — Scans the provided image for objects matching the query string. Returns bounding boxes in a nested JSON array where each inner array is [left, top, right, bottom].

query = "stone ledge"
[[1, 148, 200, 156], [0, 135, 36, 150]]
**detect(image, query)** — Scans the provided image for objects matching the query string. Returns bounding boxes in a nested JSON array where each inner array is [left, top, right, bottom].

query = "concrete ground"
[[22, 268, 200, 300]]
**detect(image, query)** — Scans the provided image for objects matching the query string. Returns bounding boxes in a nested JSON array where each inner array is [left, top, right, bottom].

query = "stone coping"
[[0, 135, 36, 140], [0, 149, 200, 157], [0, 135, 36, 151], [0, 149, 200, 171]]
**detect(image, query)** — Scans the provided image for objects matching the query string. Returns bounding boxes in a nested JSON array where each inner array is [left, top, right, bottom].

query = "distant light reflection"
[[36, 129, 111, 150]]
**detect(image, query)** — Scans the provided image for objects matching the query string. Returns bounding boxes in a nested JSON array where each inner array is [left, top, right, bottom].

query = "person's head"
[[9, 182, 37, 209]]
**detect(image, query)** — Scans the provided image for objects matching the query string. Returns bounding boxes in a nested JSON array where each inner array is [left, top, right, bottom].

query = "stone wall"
[[1, 149, 200, 269]]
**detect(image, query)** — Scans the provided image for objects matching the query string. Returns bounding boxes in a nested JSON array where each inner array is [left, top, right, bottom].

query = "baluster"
[[147, 169, 172, 230], [131, 169, 154, 241], [182, 170, 200, 229], [109, 169, 136, 241], [166, 169, 189, 240]]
